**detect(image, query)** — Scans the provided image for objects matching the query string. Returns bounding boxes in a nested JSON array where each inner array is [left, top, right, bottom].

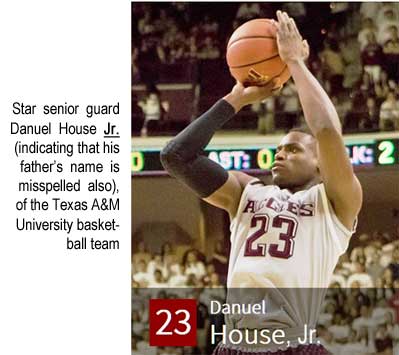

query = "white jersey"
[[222, 179, 356, 351], [228, 179, 354, 289]]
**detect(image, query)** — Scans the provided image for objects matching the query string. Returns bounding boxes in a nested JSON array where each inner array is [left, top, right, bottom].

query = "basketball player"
[[161, 11, 362, 354]]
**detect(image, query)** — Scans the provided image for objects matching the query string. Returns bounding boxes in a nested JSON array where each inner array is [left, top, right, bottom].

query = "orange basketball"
[[226, 19, 291, 87]]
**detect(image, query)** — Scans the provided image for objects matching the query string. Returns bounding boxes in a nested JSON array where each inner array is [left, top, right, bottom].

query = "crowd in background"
[[132, 2, 399, 135], [132, 224, 399, 354]]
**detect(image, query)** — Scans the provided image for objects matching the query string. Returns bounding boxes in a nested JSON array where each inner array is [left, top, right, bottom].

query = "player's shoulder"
[[229, 171, 264, 189]]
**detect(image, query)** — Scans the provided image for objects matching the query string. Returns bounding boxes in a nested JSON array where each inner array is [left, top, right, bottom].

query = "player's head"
[[271, 128, 320, 190]]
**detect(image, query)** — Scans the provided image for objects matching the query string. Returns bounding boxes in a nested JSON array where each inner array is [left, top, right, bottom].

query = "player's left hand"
[[274, 11, 309, 64], [224, 78, 279, 112]]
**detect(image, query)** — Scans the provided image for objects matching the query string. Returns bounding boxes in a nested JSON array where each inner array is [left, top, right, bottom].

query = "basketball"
[[226, 19, 291, 87]]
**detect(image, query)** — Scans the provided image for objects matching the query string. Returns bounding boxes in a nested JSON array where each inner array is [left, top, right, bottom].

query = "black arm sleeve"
[[160, 99, 236, 198]]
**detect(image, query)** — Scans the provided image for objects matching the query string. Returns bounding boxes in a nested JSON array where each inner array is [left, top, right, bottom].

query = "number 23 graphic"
[[244, 214, 298, 259]]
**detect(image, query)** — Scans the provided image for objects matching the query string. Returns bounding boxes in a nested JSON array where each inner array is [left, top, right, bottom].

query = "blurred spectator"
[[138, 10, 156, 36], [132, 310, 145, 336], [377, 8, 399, 45], [133, 241, 152, 267], [161, 242, 177, 268], [168, 263, 188, 287], [375, 70, 391, 101], [359, 96, 379, 131], [170, 2, 191, 28], [184, 35, 198, 60], [183, 250, 206, 281], [331, 95, 350, 127], [339, 38, 362, 89], [382, 26, 399, 80], [197, 36, 220, 60], [360, 3, 381, 22], [132, 47, 140, 83], [199, 15, 219, 36], [347, 263, 374, 288], [330, 273, 347, 288], [379, 91, 399, 131], [352, 305, 372, 333], [366, 252, 385, 285], [137, 38, 165, 83], [148, 269, 168, 288], [132, 260, 151, 287], [282, 3, 306, 24], [136, 329, 157, 355], [358, 17, 378, 50], [388, 248, 399, 280], [328, 313, 351, 343], [339, 328, 373, 354], [147, 253, 169, 280], [132, 93, 145, 135], [376, 3, 399, 26], [279, 81, 300, 130], [154, 8, 175, 34], [361, 32, 384, 83], [374, 324, 393, 353], [235, 3, 260, 21], [320, 40, 345, 96], [252, 97, 276, 134], [138, 90, 168, 136], [318, 326, 341, 354], [209, 240, 228, 281], [389, 288, 399, 323]]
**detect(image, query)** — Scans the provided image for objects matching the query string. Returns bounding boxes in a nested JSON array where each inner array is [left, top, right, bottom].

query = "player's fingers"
[[276, 10, 287, 34], [282, 12, 292, 32], [290, 18, 301, 38]]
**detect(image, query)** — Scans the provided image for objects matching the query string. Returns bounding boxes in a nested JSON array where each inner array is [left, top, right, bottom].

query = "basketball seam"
[[227, 35, 276, 48], [270, 64, 288, 80], [229, 53, 280, 69]]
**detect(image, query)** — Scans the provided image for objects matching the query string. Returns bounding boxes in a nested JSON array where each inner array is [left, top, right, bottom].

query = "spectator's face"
[[138, 261, 147, 272], [366, 32, 376, 43], [363, 18, 373, 28], [353, 262, 363, 273], [350, 307, 359, 318], [210, 272, 219, 285], [204, 36, 212, 46], [385, 10, 394, 20], [389, 26, 398, 38], [367, 98, 376, 108], [154, 270, 162, 282], [381, 71, 388, 82], [207, 264, 215, 274], [383, 268, 393, 281], [387, 92, 396, 101], [187, 252, 197, 263], [162, 243, 171, 254], [132, 311, 140, 321], [148, 93, 158, 102]]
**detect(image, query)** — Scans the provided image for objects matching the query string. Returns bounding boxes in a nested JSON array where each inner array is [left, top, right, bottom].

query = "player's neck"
[[288, 177, 321, 194]]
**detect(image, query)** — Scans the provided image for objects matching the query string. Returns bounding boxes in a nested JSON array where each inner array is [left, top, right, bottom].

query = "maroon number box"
[[149, 299, 197, 347]]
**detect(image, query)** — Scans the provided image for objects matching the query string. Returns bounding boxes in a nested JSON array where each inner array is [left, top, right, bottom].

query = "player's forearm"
[[160, 99, 235, 197], [287, 60, 342, 136]]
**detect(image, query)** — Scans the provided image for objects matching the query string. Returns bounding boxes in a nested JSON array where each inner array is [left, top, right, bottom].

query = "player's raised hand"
[[224, 77, 279, 112], [274, 11, 309, 64]]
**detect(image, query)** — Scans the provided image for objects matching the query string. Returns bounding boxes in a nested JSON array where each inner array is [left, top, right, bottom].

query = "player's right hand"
[[275, 11, 309, 64]]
